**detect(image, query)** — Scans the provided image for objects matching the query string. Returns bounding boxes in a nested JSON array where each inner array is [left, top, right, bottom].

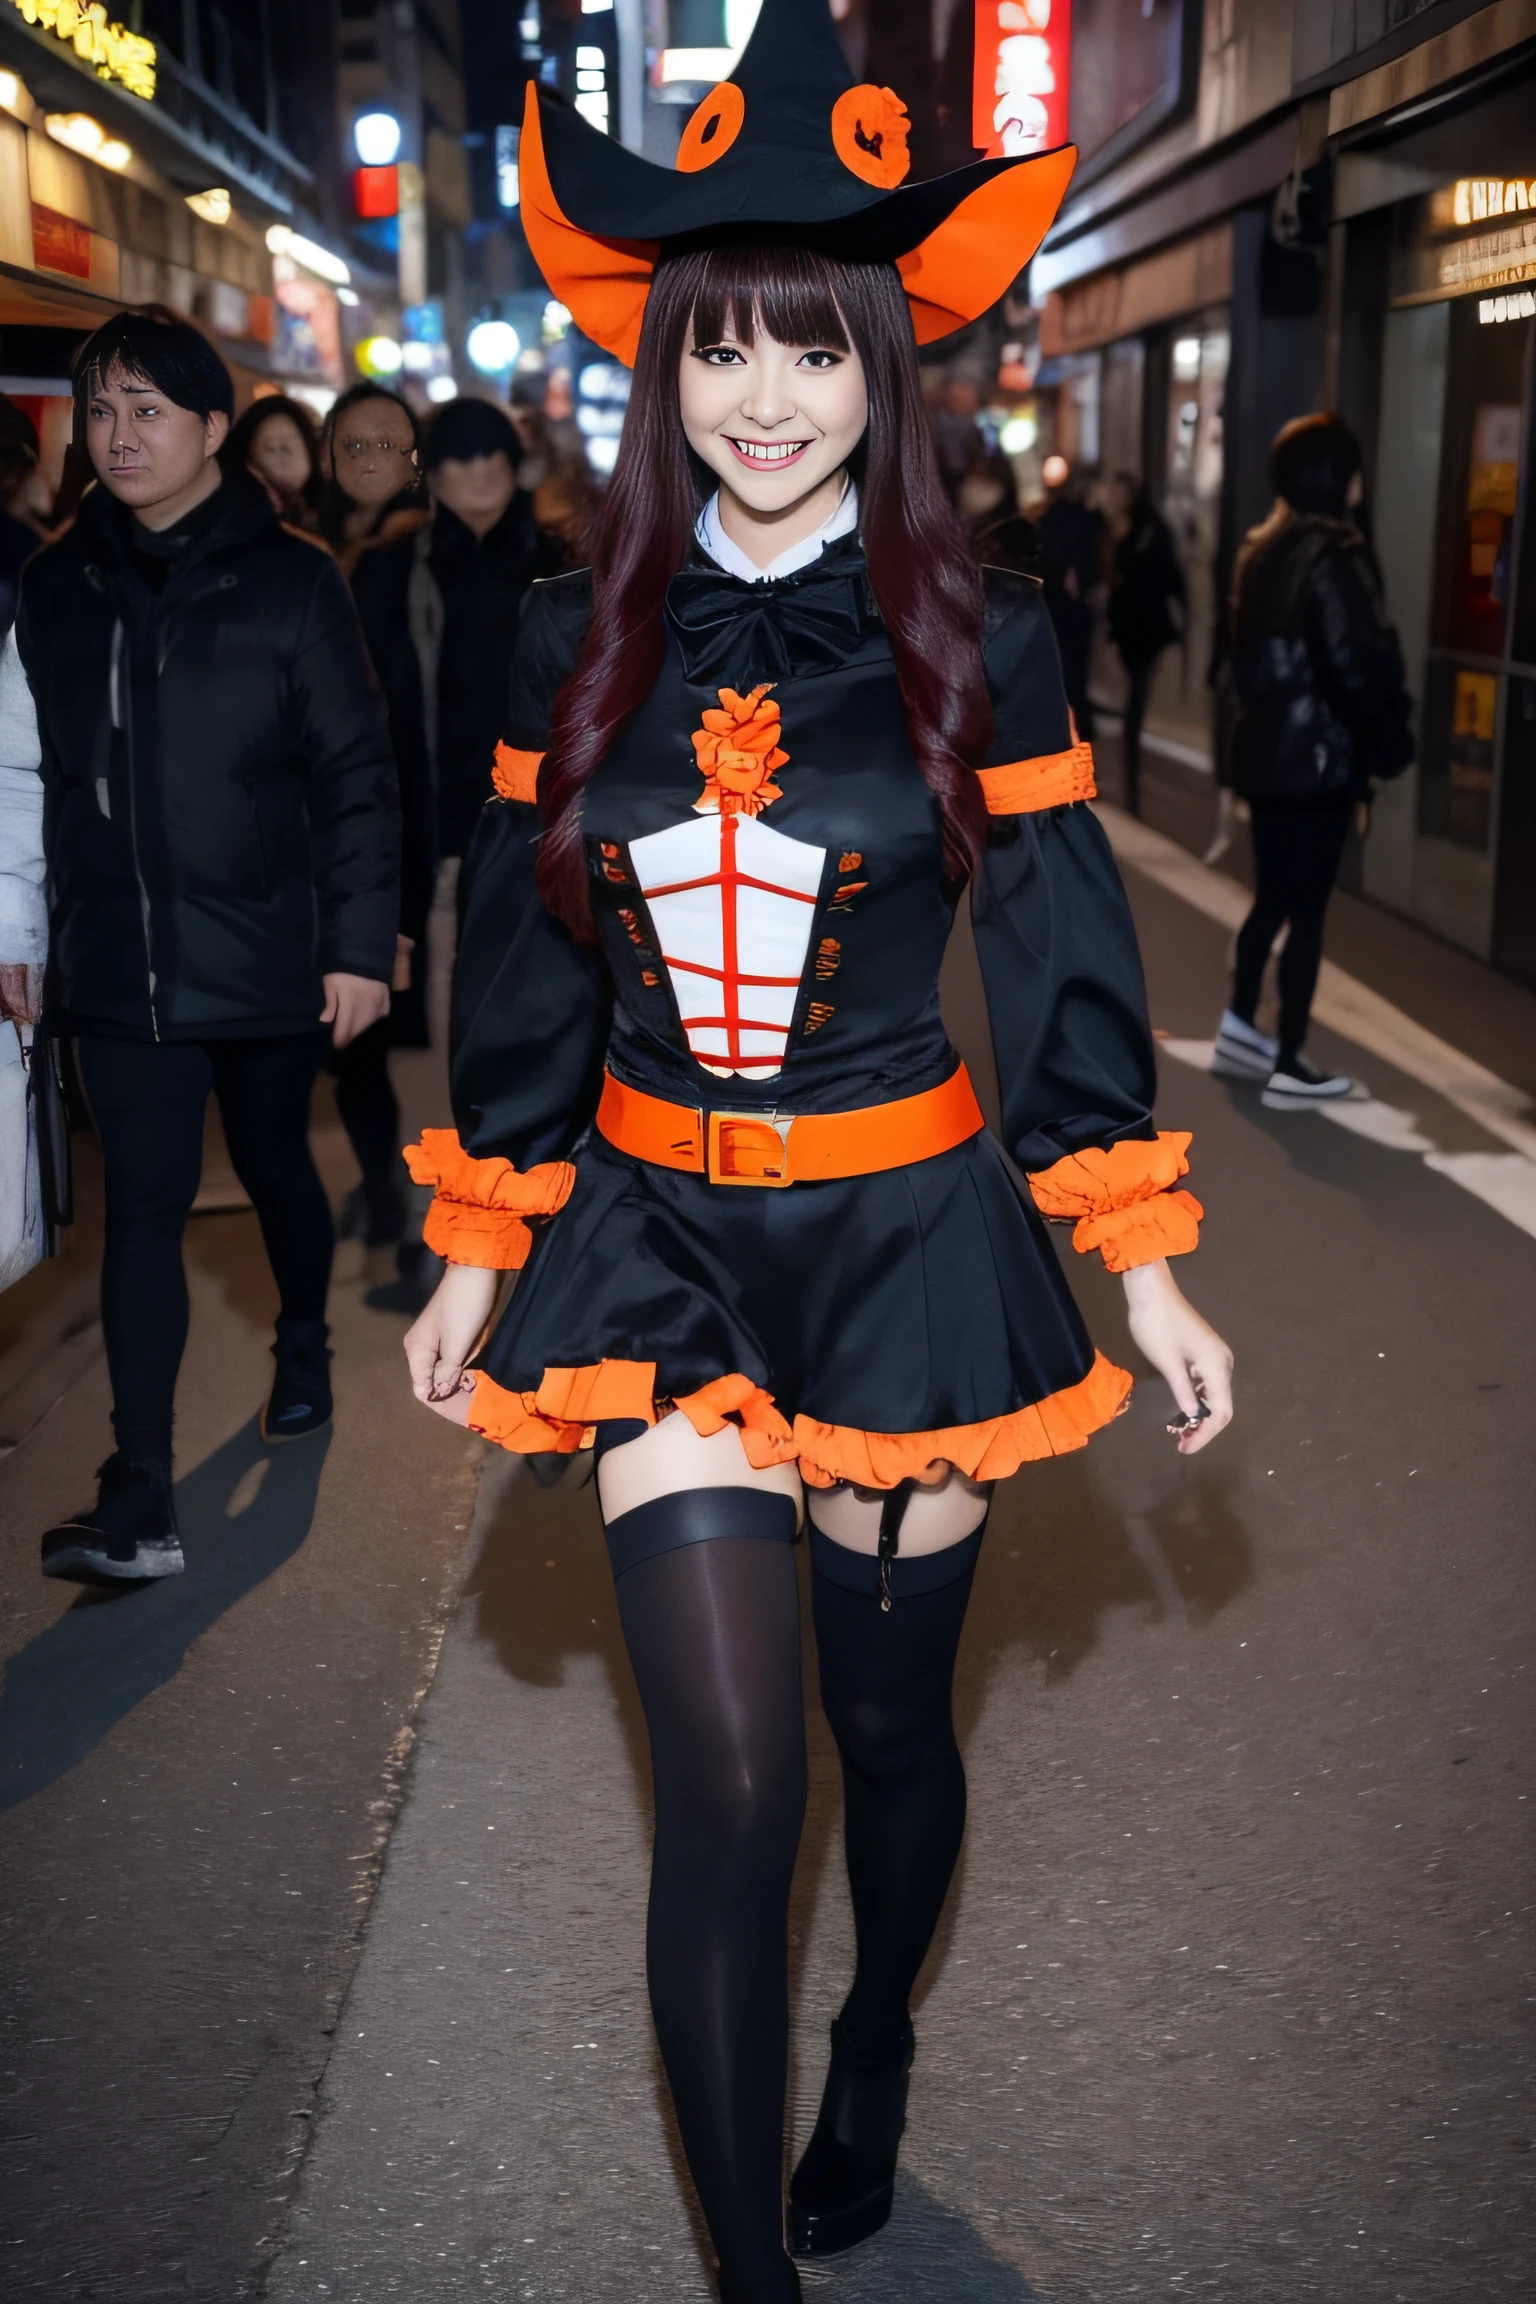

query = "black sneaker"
[[261, 1321, 333, 1442], [41, 1455, 183, 1585], [1262, 1054, 1356, 1106]]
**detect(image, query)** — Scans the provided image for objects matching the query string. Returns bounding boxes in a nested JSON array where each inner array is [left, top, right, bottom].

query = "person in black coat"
[[4, 314, 399, 1582], [1034, 455, 1104, 740], [1213, 415, 1412, 1101], [1105, 472, 1185, 817], [334, 397, 546, 1257]]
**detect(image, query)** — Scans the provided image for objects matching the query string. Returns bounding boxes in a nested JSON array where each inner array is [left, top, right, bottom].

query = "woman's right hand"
[[404, 1263, 500, 1417]]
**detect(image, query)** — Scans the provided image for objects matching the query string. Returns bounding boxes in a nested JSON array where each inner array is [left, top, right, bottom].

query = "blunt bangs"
[[687, 242, 852, 354]]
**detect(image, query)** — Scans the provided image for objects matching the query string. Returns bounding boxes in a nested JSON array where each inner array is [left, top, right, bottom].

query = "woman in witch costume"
[[403, 5, 1233, 2296]]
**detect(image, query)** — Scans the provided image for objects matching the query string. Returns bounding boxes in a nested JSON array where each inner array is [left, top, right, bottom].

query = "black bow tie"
[[664, 533, 885, 686]]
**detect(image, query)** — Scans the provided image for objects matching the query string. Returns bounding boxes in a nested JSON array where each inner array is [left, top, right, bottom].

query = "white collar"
[[695, 480, 859, 584]]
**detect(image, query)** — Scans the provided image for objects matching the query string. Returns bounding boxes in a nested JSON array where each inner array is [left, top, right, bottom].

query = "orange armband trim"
[[402, 1128, 574, 1269], [1028, 1130, 1201, 1270], [977, 740, 1096, 815], [492, 743, 544, 804]]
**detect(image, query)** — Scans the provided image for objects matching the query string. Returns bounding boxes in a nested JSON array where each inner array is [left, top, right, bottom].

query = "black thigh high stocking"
[[601, 1476, 806, 2302], [807, 1510, 985, 2064]]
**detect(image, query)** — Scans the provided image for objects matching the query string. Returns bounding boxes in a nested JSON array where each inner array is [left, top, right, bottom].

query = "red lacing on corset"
[[640, 814, 818, 1069]]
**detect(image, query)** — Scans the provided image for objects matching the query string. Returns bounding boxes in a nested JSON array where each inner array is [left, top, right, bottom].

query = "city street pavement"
[[263, 823, 1534, 2304], [0, 1057, 480, 2302], [3, 824, 1534, 2303]]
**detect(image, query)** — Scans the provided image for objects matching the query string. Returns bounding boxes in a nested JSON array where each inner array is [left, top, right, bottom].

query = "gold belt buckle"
[[706, 1110, 794, 1186]]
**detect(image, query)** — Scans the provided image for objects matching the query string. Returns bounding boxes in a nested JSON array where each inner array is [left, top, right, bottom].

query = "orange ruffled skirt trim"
[[464, 1349, 1132, 1490]]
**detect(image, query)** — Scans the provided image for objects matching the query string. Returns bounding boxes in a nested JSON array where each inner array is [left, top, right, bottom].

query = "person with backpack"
[[0, 313, 399, 1584], [1212, 415, 1412, 1102]]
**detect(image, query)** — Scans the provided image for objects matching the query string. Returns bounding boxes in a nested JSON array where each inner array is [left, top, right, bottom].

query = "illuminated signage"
[[1437, 178, 1535, 228], [973, 0, 1070, 158], [8, 1, 156, 102], [353, 165, 399, 219]]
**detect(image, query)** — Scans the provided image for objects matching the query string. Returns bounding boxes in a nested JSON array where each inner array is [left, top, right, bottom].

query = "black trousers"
[[1119, 651, 1160, 817], [1230, 799, 1353, 1064], [77, 1033, 333, 1468]]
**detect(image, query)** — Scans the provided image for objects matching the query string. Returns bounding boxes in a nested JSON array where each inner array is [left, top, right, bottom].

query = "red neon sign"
[[972, 0, 1071, 159], [353, 165, 400, 219]]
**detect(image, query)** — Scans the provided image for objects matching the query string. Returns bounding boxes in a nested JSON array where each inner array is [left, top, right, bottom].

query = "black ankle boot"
[[788, 2016, 915, 2256], [262, 1320, 332, 1442], [41, 1454, 183, 1586]]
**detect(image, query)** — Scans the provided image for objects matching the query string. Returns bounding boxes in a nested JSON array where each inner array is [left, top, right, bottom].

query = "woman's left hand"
[[1121, 1259, 1233, 1455]]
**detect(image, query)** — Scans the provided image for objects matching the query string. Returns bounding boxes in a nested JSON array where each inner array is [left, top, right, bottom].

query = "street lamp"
[[354, 111, 403, 167], [467, 320, 522, 376]]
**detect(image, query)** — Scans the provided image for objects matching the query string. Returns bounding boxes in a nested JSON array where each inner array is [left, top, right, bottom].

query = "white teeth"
[[730, 439, 809, 463]]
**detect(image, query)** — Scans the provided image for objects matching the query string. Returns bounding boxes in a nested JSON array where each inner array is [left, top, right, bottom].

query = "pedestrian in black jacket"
[[1213, 415, 1411, 1102], [1106, 472, 1185, 817], [323, 386, 435, 1250], [1, 313, 400, 1583]]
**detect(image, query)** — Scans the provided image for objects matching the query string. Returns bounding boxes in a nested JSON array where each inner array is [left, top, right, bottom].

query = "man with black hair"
[[1213, 413, 1412, 1103], [0, 312, 399, 1583]]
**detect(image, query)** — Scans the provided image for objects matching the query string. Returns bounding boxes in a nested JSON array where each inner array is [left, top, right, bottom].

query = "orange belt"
[[596, 1066, 985, 1188]]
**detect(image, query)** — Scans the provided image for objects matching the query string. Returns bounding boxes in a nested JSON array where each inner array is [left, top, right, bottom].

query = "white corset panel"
[[627, 812, 828, 1080]]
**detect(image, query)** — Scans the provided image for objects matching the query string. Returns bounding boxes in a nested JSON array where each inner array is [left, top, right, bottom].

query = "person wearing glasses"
[[319, 386, 439, 1258], [0, 313, 399, 1582]]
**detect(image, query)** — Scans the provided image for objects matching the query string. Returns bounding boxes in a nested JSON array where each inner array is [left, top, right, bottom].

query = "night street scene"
[[0, 2, 1533, 2299]]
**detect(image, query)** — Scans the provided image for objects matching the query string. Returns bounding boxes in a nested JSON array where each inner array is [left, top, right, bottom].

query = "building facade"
[[1031, 0, 1536, 986]]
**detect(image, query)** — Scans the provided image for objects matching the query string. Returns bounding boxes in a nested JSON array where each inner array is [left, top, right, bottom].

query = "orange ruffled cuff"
[[402, 1128, 575, 1270], [1028, 1130, 1203, 1273], [462, 1351, 1132, 1490]]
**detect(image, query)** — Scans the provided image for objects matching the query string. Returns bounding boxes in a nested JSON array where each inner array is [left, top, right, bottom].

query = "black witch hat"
[[520, 0, 1075, 364]]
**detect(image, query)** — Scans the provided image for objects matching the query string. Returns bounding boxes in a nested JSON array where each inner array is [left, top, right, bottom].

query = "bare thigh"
[[596, 1417, 987, 1557], [596, 1410, 805, 1523]]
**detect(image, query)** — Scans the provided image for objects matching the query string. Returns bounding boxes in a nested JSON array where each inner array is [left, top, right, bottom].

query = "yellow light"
[[47, 110, 103, 155], [186, 188, 232, 225], [266, 223, 350, 285], [45, 111, 133, 168], [358, 336, 404, 378], [0, 69, 21, 113], [9, 1, 156, 100]]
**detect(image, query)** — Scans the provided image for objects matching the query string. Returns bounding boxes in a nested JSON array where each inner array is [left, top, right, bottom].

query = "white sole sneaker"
[[1261, 1070, 1356, 1107], [1212, 1035, 1275, 1081]]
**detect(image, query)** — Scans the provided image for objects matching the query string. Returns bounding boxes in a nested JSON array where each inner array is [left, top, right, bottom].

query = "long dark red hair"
[[536, 242, 991, 937]]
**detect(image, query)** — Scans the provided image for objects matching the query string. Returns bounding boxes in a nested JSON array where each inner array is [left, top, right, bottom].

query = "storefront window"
[[1149, 314, 1227, 748], [1412, 293, 1533, 952]]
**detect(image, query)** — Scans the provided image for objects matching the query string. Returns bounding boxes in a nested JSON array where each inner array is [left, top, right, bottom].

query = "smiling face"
[[678, 309, 868, 550], [85, 364, 228, 528]]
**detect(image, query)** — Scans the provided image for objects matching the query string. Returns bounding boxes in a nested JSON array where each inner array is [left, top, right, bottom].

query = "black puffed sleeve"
[[971, 568, 1160, 1171], [979, 564, 1074, 767], [448, 571, 612, 1168]]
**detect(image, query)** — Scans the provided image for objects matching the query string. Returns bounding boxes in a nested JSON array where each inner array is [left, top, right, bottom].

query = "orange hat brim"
[[520, 86, 657, 367], [520, 83, 1075, 365], [898, 143, 1077, 344]]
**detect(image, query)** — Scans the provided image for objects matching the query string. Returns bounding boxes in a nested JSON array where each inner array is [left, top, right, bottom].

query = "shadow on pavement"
[[802, 2173, 1048, 2298], [0, 1416, 329, 1813]]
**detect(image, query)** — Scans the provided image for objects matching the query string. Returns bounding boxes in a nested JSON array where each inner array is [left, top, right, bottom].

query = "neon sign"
[[972, 0, 1070, 159], [8, 1, 156, 103]]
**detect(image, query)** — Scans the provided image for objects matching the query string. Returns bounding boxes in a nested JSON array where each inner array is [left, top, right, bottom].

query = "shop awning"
[[0, 261, 123, 330]]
